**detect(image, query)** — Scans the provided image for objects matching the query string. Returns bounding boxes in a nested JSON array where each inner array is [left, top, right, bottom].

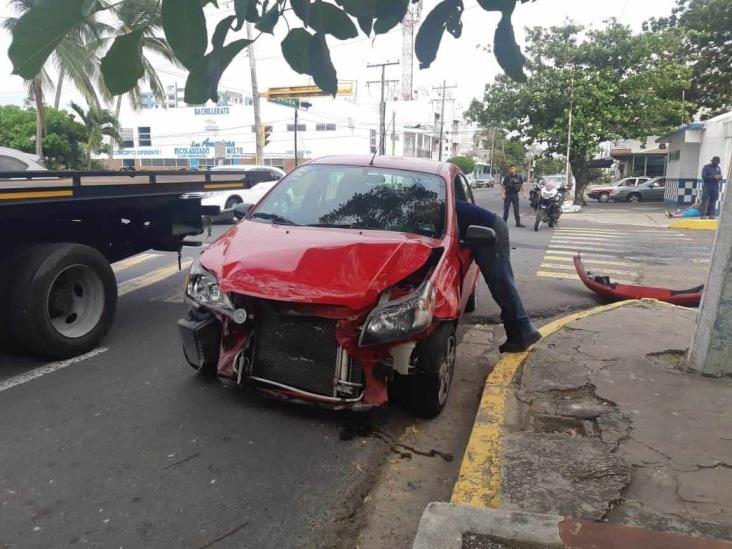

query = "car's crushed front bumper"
[[178, 297, 422, 409]]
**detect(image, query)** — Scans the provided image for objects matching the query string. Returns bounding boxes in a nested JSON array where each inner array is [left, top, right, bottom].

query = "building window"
[[138, 126, 151, 147], [121, 128, 134, 148], [264, 158, 285, 168], [668, 150, 681, 162], [286, 124, 306, 132], [122, 159, 135, 168], [316, 123, 336, 131]]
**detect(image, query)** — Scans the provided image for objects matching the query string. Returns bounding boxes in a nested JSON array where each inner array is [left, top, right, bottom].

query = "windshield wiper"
[[252, 212, 299, 226], [306, 222, 366, 228]]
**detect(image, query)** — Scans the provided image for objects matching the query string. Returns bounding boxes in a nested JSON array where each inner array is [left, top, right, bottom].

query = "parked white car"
[[0, 146, 46, 171], [193, 165, 285, 219]]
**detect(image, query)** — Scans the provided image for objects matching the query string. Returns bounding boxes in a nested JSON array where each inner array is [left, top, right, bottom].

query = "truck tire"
[[403, 323, 457, 418], [465, 290, 477, 313], [10, 243, 117, 359]]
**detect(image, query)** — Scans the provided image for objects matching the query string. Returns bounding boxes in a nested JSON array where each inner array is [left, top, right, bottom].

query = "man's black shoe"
[[516, 223, 526, 228], [499, 330, 542, 353]]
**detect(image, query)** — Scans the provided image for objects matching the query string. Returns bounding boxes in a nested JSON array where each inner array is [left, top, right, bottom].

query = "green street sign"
[[269, 98, 300, 109]]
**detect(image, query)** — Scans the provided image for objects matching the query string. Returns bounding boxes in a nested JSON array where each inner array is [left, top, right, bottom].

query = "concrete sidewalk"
[[416, 300, 732, 548]]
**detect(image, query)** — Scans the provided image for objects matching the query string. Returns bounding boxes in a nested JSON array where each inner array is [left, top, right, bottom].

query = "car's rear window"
[[251, 165, 446, 238]]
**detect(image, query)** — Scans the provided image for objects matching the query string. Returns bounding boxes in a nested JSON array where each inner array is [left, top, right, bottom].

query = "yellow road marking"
[[548, 245, 627, 253], [543, 255, 634, 267], [118, 259, 192, 296], [0, 190, 73, 200], [451, 300, 660, 508], [112, 253, 160, 274], [204, 183, 243, 190], [669, 219, 719, 231], [551, 238, 631, 246]]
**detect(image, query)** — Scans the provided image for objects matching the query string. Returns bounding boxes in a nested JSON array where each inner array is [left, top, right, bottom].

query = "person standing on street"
[[701, 156, 723, 219], [502, 165, 525, 227]]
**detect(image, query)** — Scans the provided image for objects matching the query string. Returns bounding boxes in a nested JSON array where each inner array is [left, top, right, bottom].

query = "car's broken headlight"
[[360, 281, 436, 347], [186, 259, 232, 308]]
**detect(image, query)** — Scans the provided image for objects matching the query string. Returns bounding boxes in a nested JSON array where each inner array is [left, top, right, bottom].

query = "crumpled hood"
[[200, 220, 439, 309]]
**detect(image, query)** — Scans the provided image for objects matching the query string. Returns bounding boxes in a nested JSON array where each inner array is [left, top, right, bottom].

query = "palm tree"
[[5, 0, 106, 160], [70, 102, 122, 169]]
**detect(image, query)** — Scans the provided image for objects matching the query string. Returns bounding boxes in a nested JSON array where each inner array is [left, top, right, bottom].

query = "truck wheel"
[[10, 243, 117, 359], [404, 323, 457, 418]]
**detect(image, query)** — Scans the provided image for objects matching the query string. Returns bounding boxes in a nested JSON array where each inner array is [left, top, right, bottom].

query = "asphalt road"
[[468, 187, 715, 323], [0, 195, 716, 548]]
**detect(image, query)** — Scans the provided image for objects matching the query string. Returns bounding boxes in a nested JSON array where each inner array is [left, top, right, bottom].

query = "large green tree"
[[0, 105, 86, 168], [466, 22, 693, 204], [533, 155, 565, 178], [8, 0, 534, 104], [646, 0, 731, 117]]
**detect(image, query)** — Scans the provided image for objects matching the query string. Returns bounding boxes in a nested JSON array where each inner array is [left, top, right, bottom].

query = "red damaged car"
[[178, 156, 494, 417]]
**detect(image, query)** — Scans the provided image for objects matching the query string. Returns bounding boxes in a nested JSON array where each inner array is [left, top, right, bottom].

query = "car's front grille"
[[251, 304, 362, 397]]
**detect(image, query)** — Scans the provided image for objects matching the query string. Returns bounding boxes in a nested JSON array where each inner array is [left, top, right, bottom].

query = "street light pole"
[[294, 107, 298, 167]]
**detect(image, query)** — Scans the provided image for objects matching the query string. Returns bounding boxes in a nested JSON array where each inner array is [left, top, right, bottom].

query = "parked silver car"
[[609, 177, 667, 202]]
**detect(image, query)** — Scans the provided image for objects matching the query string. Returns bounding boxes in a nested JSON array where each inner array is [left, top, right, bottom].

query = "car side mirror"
[[233, 203, 254, 220], [462, 225, 496, 247]]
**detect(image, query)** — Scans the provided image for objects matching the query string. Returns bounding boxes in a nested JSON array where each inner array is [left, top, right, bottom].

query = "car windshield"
[[251, 164, 446, 238]]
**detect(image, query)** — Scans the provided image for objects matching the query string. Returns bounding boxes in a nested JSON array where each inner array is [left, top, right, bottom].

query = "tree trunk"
[[53, 67, 66, 110], [87, 144, 93, 170], [570, 152, 590, 206], [108, 95, 123, 160], [33, 80, 45, 160]]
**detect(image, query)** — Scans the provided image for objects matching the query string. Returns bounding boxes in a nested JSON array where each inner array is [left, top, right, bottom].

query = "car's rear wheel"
[[599, 192, 610, 202], [224, 195, 242, 210], [627, 193, 641, 203], [403, 323, 457, 418]]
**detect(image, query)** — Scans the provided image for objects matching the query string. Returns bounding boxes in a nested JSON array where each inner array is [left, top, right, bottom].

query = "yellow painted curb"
[[450, 299, 664, 509], [669, 219, 719, 231]]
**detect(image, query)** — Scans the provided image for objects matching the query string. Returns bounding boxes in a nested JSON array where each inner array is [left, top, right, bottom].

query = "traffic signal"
[[264, 125, 272, 147], [259, 125, 272, 147]]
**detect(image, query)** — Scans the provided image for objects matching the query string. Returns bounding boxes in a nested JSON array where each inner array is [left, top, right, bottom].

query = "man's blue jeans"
[[470, 216, 536, 341], [702, 187, 720, 218]]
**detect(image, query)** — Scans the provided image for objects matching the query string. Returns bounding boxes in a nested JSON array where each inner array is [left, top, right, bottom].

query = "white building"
[[666, 112, 732, 180], [102, 85, 475, 172]]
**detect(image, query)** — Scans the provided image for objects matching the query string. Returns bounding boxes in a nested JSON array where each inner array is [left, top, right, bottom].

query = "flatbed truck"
[[0, 170, 250, 359]]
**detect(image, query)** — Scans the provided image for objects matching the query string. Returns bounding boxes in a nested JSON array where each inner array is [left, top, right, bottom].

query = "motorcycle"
[[532, 180, 567, 231]]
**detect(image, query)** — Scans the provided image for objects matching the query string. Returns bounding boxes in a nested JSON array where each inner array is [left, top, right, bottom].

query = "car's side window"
[[655, 179, 666, 187], [268, 170, 282, 181]]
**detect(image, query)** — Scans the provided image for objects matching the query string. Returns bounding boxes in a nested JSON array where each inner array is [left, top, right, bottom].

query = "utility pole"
[[688, 152, 732, 376], [367, 61, 399, 155], [246, 23, 263, 165], [391, 111, 397, 155], [294, 101, 312, 168], [432, 80, 457, 161], [489, 129, 497, 176]]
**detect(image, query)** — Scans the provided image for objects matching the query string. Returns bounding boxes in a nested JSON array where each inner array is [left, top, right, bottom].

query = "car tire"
[[224, 195, 242, 210], [627, 193, 641, 203], [465, 290, 477, 313], [9, 243, 117, 359], [599, 192, 609, 202], [403, 323, 457, 419]]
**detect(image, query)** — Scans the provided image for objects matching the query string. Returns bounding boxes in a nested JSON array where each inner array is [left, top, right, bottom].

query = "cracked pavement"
[[500, 301, 732, 541]]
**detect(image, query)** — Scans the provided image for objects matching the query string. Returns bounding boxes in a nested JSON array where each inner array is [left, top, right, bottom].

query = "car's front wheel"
[[598, 192, 610, 202], [627, 193, 641, 203], [403, 323, 457, 418]]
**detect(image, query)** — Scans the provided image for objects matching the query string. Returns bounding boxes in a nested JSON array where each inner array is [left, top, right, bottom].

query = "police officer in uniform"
[[502, 165, 525, 227]]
